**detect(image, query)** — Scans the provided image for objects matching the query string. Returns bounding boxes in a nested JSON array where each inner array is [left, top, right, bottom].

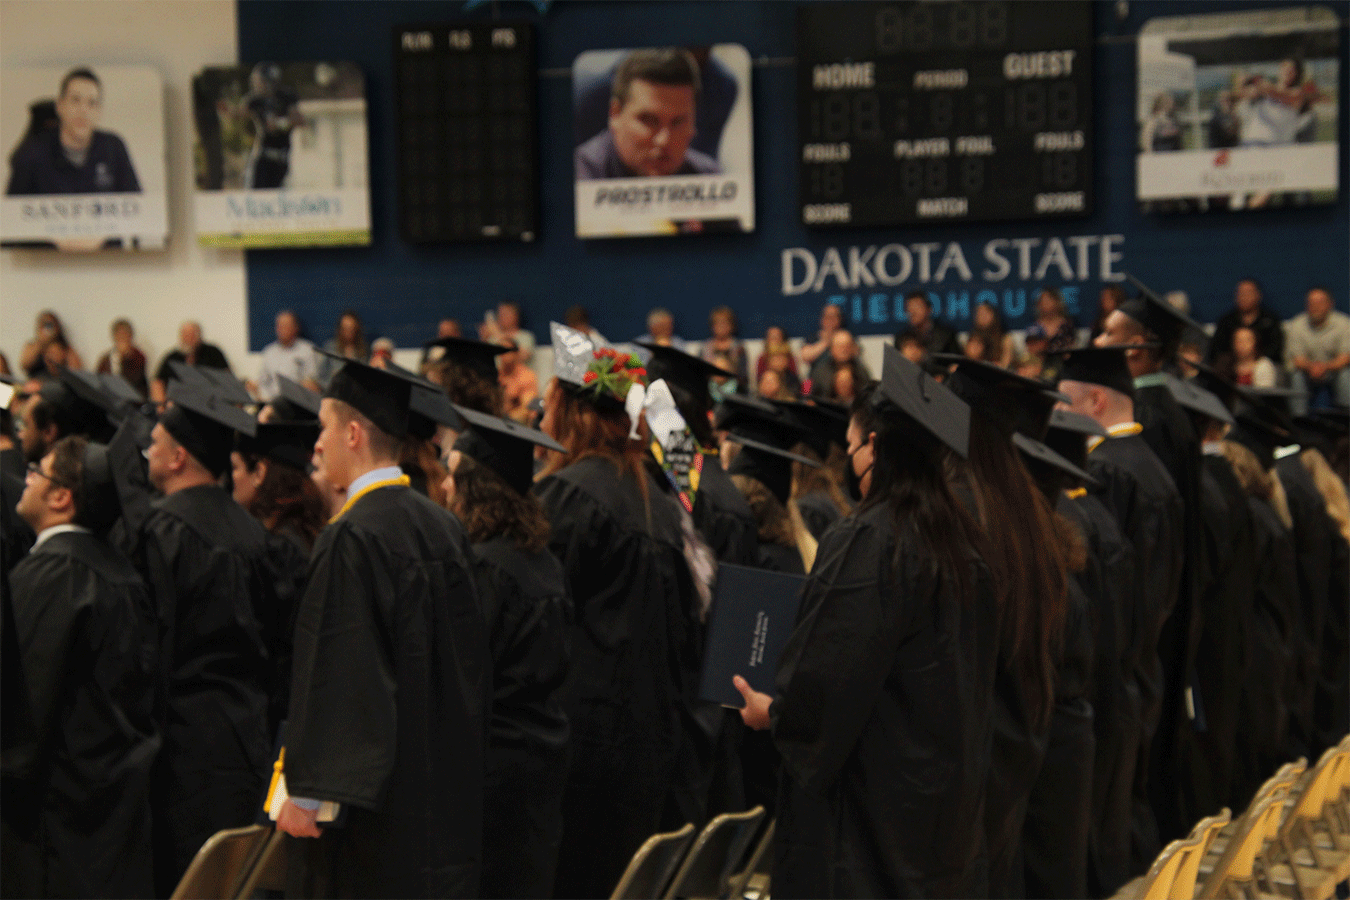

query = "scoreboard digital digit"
[[796, 1, 1093, 228], [394, 22, 538, 244]]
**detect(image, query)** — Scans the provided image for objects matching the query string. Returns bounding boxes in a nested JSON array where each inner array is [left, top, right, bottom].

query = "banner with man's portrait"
[[1, 64, 168, 251], [573, 44, 755, 239], [1136, 5, 1339, 214], [192, 61, 371, 248]]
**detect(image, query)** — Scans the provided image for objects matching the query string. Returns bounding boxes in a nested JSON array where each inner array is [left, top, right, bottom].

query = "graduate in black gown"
[[117, 384, 277, 894], [4, 437, 158, 899], [422, 335, 509, 415], [936, 356, 1074, 899], [1096, 278, 1206, 844], [278, 356, 489, 899], [230, 421, 325, 733], [1043, 408, 1140, 897], [1055, 346, 1183, 875], [736, 346, 1000, 899], [532, 324, 700, 899], [773, 397, 854, 541], [439, 404, 571, 899]]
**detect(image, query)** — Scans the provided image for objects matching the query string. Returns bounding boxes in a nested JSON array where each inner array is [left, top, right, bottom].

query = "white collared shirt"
[[31, 523, 92, 552]]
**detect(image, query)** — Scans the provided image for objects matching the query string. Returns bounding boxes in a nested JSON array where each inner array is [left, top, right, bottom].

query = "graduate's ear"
[[345, 415, 364, 452], [45, 480, 74, 517]]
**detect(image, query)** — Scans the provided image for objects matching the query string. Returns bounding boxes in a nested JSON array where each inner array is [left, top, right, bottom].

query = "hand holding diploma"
[[277, 798, 323, 838], [733, 675, 773, 731]]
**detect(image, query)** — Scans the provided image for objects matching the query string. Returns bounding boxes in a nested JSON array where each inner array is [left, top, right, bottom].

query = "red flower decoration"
[[583, 371, 598, 383]]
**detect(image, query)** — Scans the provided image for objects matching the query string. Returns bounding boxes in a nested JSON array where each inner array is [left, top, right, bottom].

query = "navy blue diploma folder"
[[699, 562, 807, 707]]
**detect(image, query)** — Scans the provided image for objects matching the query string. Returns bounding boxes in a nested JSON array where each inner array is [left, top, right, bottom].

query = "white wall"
[[0, 0, 249, 379]]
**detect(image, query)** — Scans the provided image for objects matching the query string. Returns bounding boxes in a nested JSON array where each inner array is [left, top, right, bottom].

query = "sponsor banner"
[[575, 174, 752, 238], [195, 188, 370, 247], [1, 193, 167, 249], [1138, 145, 1337, 199]]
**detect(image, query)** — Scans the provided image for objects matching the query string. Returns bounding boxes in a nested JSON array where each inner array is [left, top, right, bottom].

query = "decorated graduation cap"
[[932, 354, 1067, 440], [423, 335, 510, 381], [1120, 273, 1203, 356], [1054, 345, 1137, 400], [319, 349, 436, 440], [272, 375, 322, 421], [718, 394, 820, 506], [1163, 373, 1234, 426], [77, 441, 123, 535], [550, 321, 649, 417], [236, 421, 319, 472], [37, 372, 111, 439], [451, 404, 565, 496], [161, 382, 257, 477], [772, 396, 850, 459], [873, 343, 971, 458]]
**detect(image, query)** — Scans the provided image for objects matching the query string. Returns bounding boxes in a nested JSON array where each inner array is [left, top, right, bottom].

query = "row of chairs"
[[1115, 735, 1350, 900], [612, 806, 773, 900], [170, 824, 287, 900]]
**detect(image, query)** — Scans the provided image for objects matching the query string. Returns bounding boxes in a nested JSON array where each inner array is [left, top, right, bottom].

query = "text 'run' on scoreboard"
[[797, 1, 1093, 228]]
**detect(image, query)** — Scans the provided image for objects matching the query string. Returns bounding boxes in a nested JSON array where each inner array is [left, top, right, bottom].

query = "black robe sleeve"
[[693, 462, 760, 567]]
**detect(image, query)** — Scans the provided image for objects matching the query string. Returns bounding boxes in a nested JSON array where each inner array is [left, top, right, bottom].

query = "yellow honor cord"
[[330, 475, 412, 523]]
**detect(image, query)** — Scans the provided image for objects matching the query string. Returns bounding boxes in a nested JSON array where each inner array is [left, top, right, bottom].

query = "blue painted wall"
[[238, 0, 1349, 351]]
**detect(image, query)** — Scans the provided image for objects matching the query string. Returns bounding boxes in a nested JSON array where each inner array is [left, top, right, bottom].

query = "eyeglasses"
[[26, 461, 71, 490]]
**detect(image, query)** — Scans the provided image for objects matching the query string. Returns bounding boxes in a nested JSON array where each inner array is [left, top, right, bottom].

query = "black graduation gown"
[[262, 527, 309, 737], [534, 457, 694, 900], [693, 460, 759, 567], [1233, 497, 1299, 804], [1274, 453, 1331, 757], [1, 469, 34, 576], [471, 536, 570, 900], [796, 490, 843, 541], [772, 503, 999, 899], [1062, 491, 1139, 898], [128, 485, 277, 894], [1313, 527, 1349, 751], [758, 540, 805, 574], [286, 484, 489, 900], [1134, 382, 1204, 842], [6, 531, 159, 899], [1022, 577, 1096, 900], [1, 575, 39, 900], [1184, 455, 1256, 818], [1085, 433, 1183, 872]]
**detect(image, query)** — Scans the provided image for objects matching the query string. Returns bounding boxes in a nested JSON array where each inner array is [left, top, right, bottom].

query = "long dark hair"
[[239, 454, 327, 550], [951, 414, 1070, 729], [449, 454, 550, 553], [851, 383, 987, 604]]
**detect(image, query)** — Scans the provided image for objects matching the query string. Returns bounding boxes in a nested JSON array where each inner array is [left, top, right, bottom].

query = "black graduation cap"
[[423, 335, 509, 381], [638, 342, 733, 405], [716, 395, 819, 504], [1228, 407, 1288, 471], [1243, 385, 1307, 422], [168, 359, 215, 392], [1044, 409, 1100, 476], [873, 343, 970, 459], [236, 421, 319, 472], [320, 349, 436, 440], [770, 397, 849, 459], [161, 382, 257, 477], [933, 354, 1067, 440], [451, 404, 565, 495], [1054, 346, 1136, 400], [1305, 406, 1348, 437], [1012, 431, 1100, 489], [58, 370, 122, 440], [1188, 360, 1241, 411], [96, 372, 146, 409], [272, 375, 321, 421], [408, 384, 462, 440], [1291, 412, 1344, 460], [78, 441, 122, 535], [1048, 408, 1107, 437], [1164, 373, 1234, 426], [37, 374, 109, 439], [1120, 273, 1202, 353], [198, 366, 253, 406]]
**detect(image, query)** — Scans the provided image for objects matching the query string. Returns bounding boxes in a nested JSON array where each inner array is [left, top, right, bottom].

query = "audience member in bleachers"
[[1285, 285, 1350, 414], [1227, 326, 1279, 387], [808, 330, 870, 402], [150, 321, 231, 406], [634, 307, 687, 352], [425, 336, 508, 416], [894, 289, 961, 361], [1092, 284, 1127, 343], [94, 318, 149, 397], [801, 302, 845, 384], [563, 305, 603, 342], [756, 368, 793, 401], [1034, 287, 1080, 354], [316, 309, 368, 387], [700, 305, 749, 389], [420, 317, 464, 369], [1207, 277, 1286, 368], [369, 336, 395, 368], [250, 310, 319, 402], [19, 311, 83, 381], [480, 300, 535, 363], [498, 340, 540, 424], [755, 325, 800, 390], [971, 300, 1015, 368]]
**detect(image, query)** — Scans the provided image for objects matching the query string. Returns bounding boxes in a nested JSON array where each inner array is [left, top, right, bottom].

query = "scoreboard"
[[797, 1, 1094, 228], [394, 22, 538, 244]]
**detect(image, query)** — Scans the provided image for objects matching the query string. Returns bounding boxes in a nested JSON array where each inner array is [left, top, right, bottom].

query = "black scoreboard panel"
[[797, 1, 1093, 228], [394, 22, 537, 243]]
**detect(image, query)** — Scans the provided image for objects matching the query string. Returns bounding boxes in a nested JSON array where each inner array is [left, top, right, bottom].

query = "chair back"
[[1198, 793, 1285, 899], [1169, 809, 1230, 900], [1138, 838, 1188, 900], [236, 830, 288, 897], [1280, 746, 1342, 841], [724, 818, 775, 900], [662, 806, 766, 900], [611, 823, 696, 900], [169, 824, 271, 900]]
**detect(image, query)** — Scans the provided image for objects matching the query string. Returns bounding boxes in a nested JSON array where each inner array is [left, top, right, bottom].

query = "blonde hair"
[[1301, 448, 1350, 543], [1222, 440, 1293, 529], [730, 472, 818, 572]]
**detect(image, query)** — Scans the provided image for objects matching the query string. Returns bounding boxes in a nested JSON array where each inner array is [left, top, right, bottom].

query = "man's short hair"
[[330, 398, 402, 461], [47, 435, 99, 529], [59, 67, 101, 98], [647, 307, 673, 329], [904, 290, 931, 307], [611, 48, 700, 107]]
